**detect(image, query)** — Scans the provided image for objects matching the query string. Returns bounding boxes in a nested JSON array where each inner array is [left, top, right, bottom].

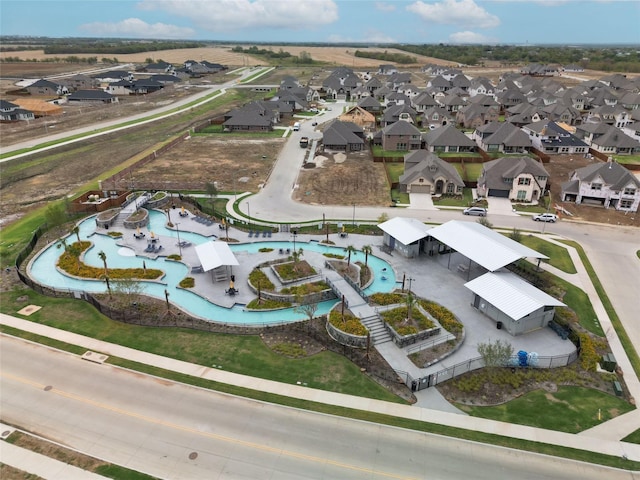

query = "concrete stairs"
[[359, 312, 392, 345]]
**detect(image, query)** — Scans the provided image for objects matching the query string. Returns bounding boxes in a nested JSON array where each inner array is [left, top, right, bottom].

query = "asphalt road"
[[1, 335, 634, 480]]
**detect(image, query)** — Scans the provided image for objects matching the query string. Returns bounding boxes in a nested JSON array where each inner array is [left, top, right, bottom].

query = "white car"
[[533, 213, 558, 222]]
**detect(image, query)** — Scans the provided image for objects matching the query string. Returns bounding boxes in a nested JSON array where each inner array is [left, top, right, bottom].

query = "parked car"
[[463, 207, 487, 217], [533, 213, 558, 222]]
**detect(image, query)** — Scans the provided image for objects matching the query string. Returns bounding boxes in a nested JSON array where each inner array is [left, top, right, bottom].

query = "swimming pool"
[[28, 212, 397, 325]]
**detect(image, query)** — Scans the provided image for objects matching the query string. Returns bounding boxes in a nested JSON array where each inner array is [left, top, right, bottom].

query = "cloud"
[[363, 29, 397, 43], [79, 18, 195, 38], [406, 0, 500, 28], [138, 0, 339, 31], [449, 31, 498, 44], [374, 2, 396, 11]]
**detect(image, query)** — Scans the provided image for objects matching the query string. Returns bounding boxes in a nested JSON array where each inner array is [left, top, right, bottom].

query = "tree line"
[[394, 44, 640, 72], [353, 50, 417, 64]]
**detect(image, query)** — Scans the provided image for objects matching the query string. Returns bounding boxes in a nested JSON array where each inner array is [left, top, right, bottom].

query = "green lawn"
[[623, 429, 640, 444], [0, 287, 403, 403], [518, 235, 577, 274], [385, 162, 405, 183], [553, 276, 603, 336], [432, 188, 473, 207], [371, 146, 408, 158], [613, 154, 640, 165], [457, 386, 635, 433]]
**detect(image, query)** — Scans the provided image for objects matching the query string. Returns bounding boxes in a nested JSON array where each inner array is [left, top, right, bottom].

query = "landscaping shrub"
[[248, 268, 275, 291], [579, 333, 600, 371], [369, 292, 406, 305], [328, 310, 367, 336], [246, 298, 291, 309], [420, 300, 463, 336], [179, 277, 194, 288], [281, 281, 329, 295], [57, 242, 162, 280], [380, 306, 435, 336]]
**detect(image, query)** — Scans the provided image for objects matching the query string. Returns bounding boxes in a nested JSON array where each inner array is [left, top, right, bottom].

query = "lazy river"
[[28, 211, 397, 325]]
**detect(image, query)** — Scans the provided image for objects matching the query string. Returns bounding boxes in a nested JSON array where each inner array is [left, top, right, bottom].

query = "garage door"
[[488, 189, 509, 198], [411, 184, 431, 194]]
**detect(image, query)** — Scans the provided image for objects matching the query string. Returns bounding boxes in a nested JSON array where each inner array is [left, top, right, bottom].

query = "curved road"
[[1, 335, 634, 480]]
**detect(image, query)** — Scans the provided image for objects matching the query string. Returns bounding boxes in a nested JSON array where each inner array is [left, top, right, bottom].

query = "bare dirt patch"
[[294, 150, 391, 206], [131, 136, 285, 192], [545, 154, 639, 227]]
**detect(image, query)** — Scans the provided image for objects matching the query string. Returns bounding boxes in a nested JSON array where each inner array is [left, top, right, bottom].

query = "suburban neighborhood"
[[1, 39, 640, 480]]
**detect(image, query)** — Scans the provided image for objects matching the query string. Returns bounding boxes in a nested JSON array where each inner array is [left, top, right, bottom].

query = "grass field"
[[518, 235, 577, 274], [457, 386, 634, 433]]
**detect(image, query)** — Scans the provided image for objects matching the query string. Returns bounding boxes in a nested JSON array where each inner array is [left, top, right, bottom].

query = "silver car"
[[463, 207, 487, 217]]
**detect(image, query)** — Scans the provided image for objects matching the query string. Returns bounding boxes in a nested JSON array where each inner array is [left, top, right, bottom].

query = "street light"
[[247, 202, 251, 227], [291, 229, 298, 252]]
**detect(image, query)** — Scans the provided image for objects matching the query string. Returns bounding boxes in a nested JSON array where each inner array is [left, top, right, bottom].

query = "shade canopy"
[[428, 220, 547, 271], [377, 217, 432, 245], [194, 241, 239, 272]]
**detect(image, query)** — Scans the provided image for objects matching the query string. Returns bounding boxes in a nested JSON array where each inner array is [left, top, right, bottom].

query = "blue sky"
[[2, 0, 639, 45]]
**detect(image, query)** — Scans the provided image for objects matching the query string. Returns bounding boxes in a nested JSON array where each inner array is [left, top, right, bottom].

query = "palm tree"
[[98, 250, 108, 277], [205, 181, 218, 217], [362, 245, 372, 267], [72, 226, 80, 244], [344, 245, 356, 267]]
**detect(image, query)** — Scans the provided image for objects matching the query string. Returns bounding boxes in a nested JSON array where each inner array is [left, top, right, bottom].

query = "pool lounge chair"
[[248, 230, 253, 237]]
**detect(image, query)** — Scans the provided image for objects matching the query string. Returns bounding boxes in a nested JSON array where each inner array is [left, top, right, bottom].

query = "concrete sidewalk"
[[2, 313, 640, 463], [1, 425, 109, 480]]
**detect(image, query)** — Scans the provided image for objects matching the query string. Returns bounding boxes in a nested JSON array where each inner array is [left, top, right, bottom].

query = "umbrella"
[[136, 226, 141, 234], [150, 231, 155, 238]]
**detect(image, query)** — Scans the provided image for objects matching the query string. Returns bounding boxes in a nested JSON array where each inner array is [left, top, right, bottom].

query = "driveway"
[[486, 196, 518, 216], [408, 193, 436, 210]]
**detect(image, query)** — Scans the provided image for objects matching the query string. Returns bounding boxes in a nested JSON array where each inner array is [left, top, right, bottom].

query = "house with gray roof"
[[423, 125, 476, 153], [380, 103, 418, 127], [67, 90, 117, 103], [399, 150, 464, 195], [322, 67, 360, 100], [0, 99, 34, 121], [456, 103, 498, 129], [411, 91, 438, 113], [25, 79, 68, 96], [222, 109, 273, 132], [477, 156, 549, 202], [379, 120, 422, 151], [475, 122, 532, 154], [357, 95, 383, 113], [588, 126, 640, 155], [322, 120, 365, 152], [561, 160, 640, 212], [522, 120, 588, 155]]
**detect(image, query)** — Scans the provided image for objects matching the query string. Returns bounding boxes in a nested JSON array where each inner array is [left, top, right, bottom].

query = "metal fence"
[[403, 349, 580, 391]]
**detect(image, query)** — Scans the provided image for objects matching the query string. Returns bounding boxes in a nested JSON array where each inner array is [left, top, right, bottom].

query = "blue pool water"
[[28, 212, 397, 325]]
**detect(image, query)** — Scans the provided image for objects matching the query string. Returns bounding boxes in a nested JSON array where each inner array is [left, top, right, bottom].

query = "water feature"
[[28, 212, 397, 325]]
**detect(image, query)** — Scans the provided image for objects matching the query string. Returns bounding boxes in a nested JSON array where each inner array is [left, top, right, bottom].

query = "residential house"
[[25, 79, 68, 96], [67, 90, 118, 104], [427, 75, 451, 92], [142, 61, 174, 73], [588, 126, 640, 155], [222, 109, 273, 132], [542, 102, 582, 125], [60, 74, 99, 91], [619, 92, 640, 111], [475, 122, 532, 154], [561, 160, 640, 212], [522, 120, 588, 155], [621, 122, 640, 142], [378, 64, 398, 75], [456, 103, 499, 129], [468, 78, 496, 99], [422, 107, 454, 128], [92, 70, 134, 84], [322, 120, 365, 152], [339, 105, 376, 131], [563, 64, 585, 73], [399, 150, 464, 195], [520, 64, 558, 76], [411, 91, 438, 113], [357, 96, 383, 114], [585, 105, 631, 127], [0, 99, 34, 121], [377, 120, 422, 151], [441, 93, 466, 113], [385, 91, 411, 106], [380, 103, 418, 127], [423, 125, 477, 153], [387, 72, 412, 90], [477, 156, 549, 201], [322, 67, 360, 100]]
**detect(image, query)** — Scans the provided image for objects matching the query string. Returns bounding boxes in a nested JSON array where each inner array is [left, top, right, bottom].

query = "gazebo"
[[194, 241, 239, 282]]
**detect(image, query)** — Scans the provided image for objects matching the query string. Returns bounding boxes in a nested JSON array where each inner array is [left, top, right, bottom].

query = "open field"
[[294, 150, 391, 207], [131, 135, 285, 193], [0, 45, 459, 69]]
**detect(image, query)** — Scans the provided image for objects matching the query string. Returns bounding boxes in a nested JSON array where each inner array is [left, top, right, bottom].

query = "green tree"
[[344, 245, 356, 267], [98, 250, 111, 298], [477, 339, 514, 379], [362, 245, 372, 267], [72, 226, 81, 244]]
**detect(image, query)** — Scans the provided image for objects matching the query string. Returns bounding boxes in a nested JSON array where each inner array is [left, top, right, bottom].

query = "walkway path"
[[0, 424, 109, 480]]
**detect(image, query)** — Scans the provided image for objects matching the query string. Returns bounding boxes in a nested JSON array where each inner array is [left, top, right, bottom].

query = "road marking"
[[2, 371, 419, 480]]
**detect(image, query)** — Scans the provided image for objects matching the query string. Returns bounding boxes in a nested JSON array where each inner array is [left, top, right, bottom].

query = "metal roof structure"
[[377, 217, 432, 245], [428, 220, 547, 271], [465, 271, 565, 320], [194, 241, 239, 272]]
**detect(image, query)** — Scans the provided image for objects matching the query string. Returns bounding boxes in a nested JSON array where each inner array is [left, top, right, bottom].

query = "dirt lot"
[[131, 136, 286, 192], [294, 149, 391, 206], [545, 154, 640, 227]]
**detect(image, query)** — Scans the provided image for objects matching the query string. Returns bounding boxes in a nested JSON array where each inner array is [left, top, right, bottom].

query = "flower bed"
[[380, 305, 440, 348], [369, 291, 406, 305], [271, 260, 317, 283], [419, 300, 463, 337], [326, 310, 368, 348]]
